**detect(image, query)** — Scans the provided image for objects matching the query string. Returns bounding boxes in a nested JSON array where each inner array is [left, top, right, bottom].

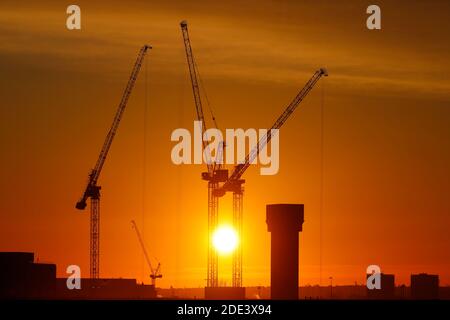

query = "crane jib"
[[181, 21, 214, 175], [225, 68, 327, 184], [76, 45, 151, 209]]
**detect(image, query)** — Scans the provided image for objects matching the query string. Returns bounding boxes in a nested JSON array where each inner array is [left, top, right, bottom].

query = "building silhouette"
[[0, 252, 155, 299], [266, 204, 304, 300], [0, 252, 56, 299], [366, 273, 395, 299], [411, 273, 439, 299]]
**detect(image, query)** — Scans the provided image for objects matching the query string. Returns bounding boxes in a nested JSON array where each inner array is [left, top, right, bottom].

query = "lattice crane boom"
[[219, 68, 328, 194], [180, 20, 214, 176], [131, 220, 162, 286], [76, 45, 151, 210]]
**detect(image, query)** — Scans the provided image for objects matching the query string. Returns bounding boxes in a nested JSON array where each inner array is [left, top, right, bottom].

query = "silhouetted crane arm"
[[131, 220, 156, 275], [221, 68, 328, 191], [76, 45, 151, 210], [180, 20, 214, 176]]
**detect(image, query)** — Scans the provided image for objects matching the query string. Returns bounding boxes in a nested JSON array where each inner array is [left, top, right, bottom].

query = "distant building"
[[0, 251, 156, 299], [56, 278, 156, 299], [0, 252, 56, 299], [411, 273, 439, 299], [366, 273, 395, 299], [204, 287, 246, 300]]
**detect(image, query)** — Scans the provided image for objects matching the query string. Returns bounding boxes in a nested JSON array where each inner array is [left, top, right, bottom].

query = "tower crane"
[[180, 20, 228, 288], [75, 45, 151, 279], [216, 68, 328, 287], [131, 220, 162, 287], [180, 20, 328, 289]]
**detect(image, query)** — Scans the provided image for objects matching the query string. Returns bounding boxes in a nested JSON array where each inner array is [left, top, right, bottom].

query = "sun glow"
[[212, 225, 238, 255]]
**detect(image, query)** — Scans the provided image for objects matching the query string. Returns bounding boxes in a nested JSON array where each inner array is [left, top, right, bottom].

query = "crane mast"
[[131, 220, 162, 286], [75, 45, 151, 279], [181, 21, 230, 288]]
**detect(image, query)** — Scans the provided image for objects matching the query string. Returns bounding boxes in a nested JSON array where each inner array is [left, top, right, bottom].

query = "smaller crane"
[[131, 220, 162, 287]]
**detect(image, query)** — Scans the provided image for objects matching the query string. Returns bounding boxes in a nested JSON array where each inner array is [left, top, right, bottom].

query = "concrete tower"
[[266, 204, 304, 300]]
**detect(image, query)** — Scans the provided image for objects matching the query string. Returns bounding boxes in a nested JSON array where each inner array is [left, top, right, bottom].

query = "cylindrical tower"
[[266, 204, 304, 300]]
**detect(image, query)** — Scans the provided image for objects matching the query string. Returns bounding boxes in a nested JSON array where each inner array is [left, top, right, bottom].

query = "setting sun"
[[212, 225, 238, 254]]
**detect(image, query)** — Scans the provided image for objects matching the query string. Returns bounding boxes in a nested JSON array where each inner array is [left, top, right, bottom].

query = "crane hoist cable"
[[142, 50, 149, 282], [194, 58, 219, 130], [194, 59, 225, 169], [319, 76, 326, 289]]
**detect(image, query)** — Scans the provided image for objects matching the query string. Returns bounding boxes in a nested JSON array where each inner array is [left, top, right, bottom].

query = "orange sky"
[[1, 0, 450, 288]]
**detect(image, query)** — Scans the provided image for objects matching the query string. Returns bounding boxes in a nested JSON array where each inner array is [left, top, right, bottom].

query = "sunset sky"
[[1, 0, 449, 288]]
